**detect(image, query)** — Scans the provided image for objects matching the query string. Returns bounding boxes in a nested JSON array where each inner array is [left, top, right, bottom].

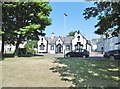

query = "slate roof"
[[61, 36, 74, 44], [45, 37, 58, 44], [45, 36, 74, 44]]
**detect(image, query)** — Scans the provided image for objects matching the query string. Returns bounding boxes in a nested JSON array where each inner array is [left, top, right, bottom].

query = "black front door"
[[58, 46, 61, 53], [56, 44, 62, 53]]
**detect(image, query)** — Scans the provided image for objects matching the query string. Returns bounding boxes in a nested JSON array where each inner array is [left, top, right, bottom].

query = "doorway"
[[56, 44, 62, 53]]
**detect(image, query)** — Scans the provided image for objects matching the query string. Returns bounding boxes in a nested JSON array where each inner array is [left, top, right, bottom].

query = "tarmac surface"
[[38, 51, 106, 60]]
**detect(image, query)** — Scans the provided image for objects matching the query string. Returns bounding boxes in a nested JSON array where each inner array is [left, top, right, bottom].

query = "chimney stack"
[[51, 32, 55, 39]]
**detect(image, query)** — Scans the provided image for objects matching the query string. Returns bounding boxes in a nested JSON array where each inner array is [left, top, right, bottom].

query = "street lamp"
[[64, 13, 67, 58]]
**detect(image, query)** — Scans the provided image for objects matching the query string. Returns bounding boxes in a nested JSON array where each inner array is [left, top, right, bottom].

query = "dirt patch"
[[2, 57, 72, 87]]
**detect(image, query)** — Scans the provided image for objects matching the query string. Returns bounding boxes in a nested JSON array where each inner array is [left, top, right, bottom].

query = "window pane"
[[78, 36, 80, 41], [51, 45, 54, 50], [66, 45, 70, 51], [41, 38, 43, 41], [40, 44, 45, 50]]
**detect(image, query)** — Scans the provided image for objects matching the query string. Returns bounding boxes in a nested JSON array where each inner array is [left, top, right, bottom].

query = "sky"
[[45, 2, 101, 40]]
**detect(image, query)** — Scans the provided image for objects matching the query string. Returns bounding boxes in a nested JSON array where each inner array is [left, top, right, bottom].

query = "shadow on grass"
[[1, 53, 44, 60], [3, 53, 32, 58], [50, 57, 120, 88], [3, 53, 14, 58]]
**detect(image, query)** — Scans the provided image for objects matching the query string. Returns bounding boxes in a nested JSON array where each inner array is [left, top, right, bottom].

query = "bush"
[[24, 40, 37, 54]]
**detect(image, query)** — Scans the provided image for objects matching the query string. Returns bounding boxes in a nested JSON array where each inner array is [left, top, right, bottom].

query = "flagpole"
[[64, 13, 67, 58]]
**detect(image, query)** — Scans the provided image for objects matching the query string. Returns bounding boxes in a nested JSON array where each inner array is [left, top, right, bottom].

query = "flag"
[[64, 13, 67, 16]]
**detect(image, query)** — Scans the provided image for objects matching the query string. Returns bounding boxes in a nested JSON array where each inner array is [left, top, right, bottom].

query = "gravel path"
[[90, 52, 103, 57]]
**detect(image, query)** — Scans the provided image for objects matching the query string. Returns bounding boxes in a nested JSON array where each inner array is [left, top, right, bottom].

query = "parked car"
[[65, 49, 89, 58], [103, 50, 120, 60]]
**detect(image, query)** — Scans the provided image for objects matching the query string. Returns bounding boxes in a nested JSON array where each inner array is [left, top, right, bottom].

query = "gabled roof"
[[61, 36, 74, 44], [45, 37, 58, 44], [45, 36, 74, 44]]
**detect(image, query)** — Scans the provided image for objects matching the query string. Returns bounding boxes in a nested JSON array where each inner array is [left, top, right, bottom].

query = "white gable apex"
[[56, 37, 63, 45], [74, 32, 78, 37], [38, 36, 47, 45]]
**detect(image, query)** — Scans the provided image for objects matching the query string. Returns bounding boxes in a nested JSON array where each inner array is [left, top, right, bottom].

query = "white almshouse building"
[[97, 33, 120, 52], [91, 38, 101, 51], [38, 31, 92, 54], [1, 41, 27, 53], [0, 31, 92, 54]]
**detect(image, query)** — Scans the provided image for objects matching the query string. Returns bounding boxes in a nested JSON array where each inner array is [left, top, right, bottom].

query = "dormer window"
[[78, 36, 80, 41]]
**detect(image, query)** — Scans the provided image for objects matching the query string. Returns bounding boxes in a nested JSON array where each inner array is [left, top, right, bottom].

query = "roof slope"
[[45, 37, 58, 44], [45, 36, 74, 44], [61, 36, 74, 44]]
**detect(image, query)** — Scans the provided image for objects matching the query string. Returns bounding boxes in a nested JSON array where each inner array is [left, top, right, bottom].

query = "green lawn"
[[1, 56, 120, 88], [50, 58, 120, 88]]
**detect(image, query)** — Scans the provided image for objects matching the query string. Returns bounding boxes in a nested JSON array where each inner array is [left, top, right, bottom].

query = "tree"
[[24, 40, 38, 54], [67, 31, 77, 36], [83, 1, 120, 37], [2, 1, 52, 57]]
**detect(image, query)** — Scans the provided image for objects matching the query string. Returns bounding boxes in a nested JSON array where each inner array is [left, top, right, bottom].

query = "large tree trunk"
[[1, 40, 4, 60], [1, 35, 4, 60]]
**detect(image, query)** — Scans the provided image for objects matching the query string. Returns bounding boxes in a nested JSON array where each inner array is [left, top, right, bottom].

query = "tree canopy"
[[2, 1, 52, 56], [83, 1, 120, 37], [67, 31, 77, 37]]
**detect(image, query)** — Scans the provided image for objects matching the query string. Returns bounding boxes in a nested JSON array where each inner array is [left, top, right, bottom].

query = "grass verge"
[[50, 57, 120, 88], [2, 56, 72, 87]]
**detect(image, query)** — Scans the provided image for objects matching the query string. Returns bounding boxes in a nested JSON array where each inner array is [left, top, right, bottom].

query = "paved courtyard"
[[89, 52, 103, 57], [41, 51, 104, 59]]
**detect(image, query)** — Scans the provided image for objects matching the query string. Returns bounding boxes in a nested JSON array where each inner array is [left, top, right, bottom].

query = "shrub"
[[24, 40, 37, 54]]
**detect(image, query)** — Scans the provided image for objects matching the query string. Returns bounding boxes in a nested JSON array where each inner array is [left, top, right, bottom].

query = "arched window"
[[75, 42, 83, 50], [41, 38, 43, 42], [77, 36, 80, 41], [40, 43, 45, 50], [51, 45, 54, 50], [66, 45, 70, 51]]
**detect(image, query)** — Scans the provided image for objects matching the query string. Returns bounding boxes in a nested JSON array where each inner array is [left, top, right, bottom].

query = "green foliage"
[[2, 2, 52, 42], [83, 1, 120, 37], [0, 30, 4, 34], [14, 24, 41, 36], [2, 2, 52, 55], [67, 31, 77, 36], [24, 40, 37, 54]]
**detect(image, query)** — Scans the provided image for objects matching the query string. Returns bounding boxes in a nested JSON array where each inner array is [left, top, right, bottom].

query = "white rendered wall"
[[38, 36, 48, 53], [49, 45, 56, 54]]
